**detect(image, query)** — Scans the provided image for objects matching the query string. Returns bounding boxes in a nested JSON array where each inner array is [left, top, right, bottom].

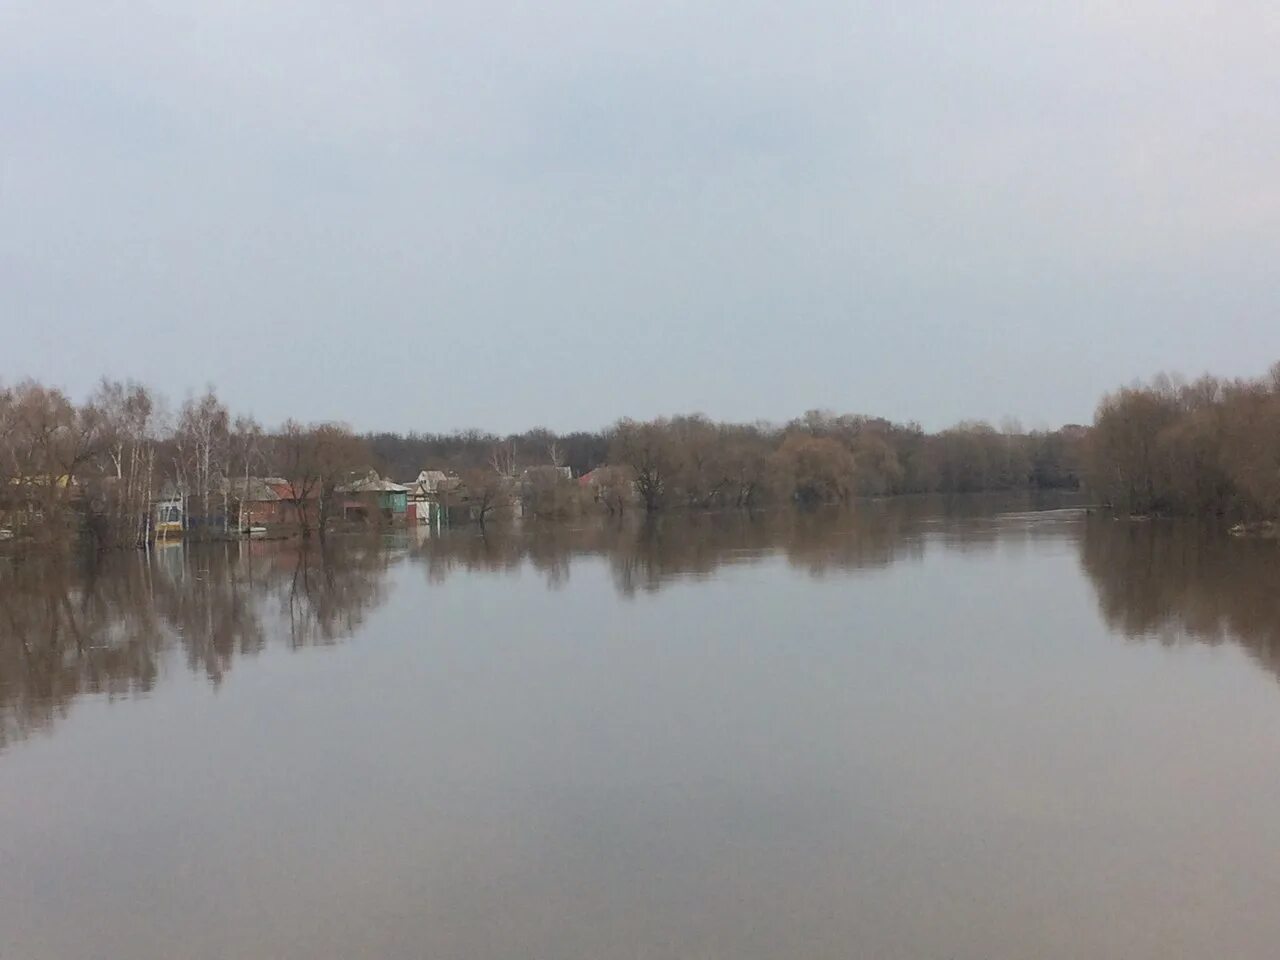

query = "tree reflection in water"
[[406, 495, 1080, 595], [0, 537, 389, 750], [0, 553, 167, 750], [1079, 516, 1280, 679], [10, 494, 1279, 754]]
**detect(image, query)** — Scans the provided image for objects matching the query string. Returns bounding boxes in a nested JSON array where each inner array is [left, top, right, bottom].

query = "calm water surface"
[[3, 495, 1280, 959]]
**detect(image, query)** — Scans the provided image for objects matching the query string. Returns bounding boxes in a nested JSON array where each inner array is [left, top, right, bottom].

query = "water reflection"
[[0, 553, 166, 750], [1080, 516, 1280, 680], [10, 496, 1280, 960], [0, 537, 390, 750], [8, 494, 1280, 754], [408, 495, 1083, 595]]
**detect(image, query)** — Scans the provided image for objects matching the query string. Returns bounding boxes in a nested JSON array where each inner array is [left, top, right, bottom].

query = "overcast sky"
[[3, 2, 1279, 433]]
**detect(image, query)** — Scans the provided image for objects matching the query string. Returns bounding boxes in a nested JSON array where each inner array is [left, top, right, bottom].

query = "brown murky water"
[[3, 495, 1280, 960]]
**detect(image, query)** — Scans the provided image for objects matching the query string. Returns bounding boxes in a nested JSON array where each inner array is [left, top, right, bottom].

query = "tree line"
[[1086, 363, 1280, 522], [11, 357, 1278, 550], [0, 379, 377, 547], [0, 374, 1095, 546], [374, 412, 1086, 520]]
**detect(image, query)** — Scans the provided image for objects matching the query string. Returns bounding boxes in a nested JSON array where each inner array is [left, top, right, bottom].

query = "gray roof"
[[407, 470, 453, 493], [224, 477, 282, 501], [338, 477, 409, 494]]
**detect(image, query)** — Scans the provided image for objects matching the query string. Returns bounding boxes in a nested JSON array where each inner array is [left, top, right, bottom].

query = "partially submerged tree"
[[610, 418, 679, 512], [775, 434, 857, 505], [85, 379, 160, 546], [174, 388, 230, 538], [0, 381, 108, 542], [521, 465, 583, 520], [269, 421, 368, 537], [458, 468, 509, 527]]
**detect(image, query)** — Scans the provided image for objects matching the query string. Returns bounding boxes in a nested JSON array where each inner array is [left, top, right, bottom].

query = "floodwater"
[[3, 494, 1280, 960]]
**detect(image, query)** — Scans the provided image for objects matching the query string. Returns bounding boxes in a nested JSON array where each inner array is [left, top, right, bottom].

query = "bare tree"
[[775, 434, 857, 505], [592, 465, 634, 515], [488, 441, 518, 478], [87, 379, 158, 546], [272, 420, 322, 536], [609, 418, 678, 512], [521, 465, 583, 520], [0, 381, 107, 542], [174, 387, 230, 539], [269, 421, 367, 537], [229, 415, 264, 532], [459, 468, 508, 526], [1086, 387, 1180, 515]]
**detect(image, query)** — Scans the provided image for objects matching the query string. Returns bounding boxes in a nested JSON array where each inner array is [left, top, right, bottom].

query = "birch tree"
[[174, 388, 230, 539]]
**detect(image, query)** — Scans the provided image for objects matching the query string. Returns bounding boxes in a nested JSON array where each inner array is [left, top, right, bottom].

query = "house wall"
[[342, 491, 409, 522], [154, 500, 183, 536], [238, 501, 289, 526], [275, 499, 320, 528], [406, 498, 434, 524], [378, 491, 408, 514]]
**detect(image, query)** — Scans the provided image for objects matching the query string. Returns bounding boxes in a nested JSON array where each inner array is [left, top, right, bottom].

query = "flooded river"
[[3, 495, 1280, 959]]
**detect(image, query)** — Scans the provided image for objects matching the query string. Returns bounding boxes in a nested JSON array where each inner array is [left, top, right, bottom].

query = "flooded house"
[[153, 484, 184, 538], [337, 476, 410, 523], [225, 477, 289, 530], [404, 470, 454, 525]]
